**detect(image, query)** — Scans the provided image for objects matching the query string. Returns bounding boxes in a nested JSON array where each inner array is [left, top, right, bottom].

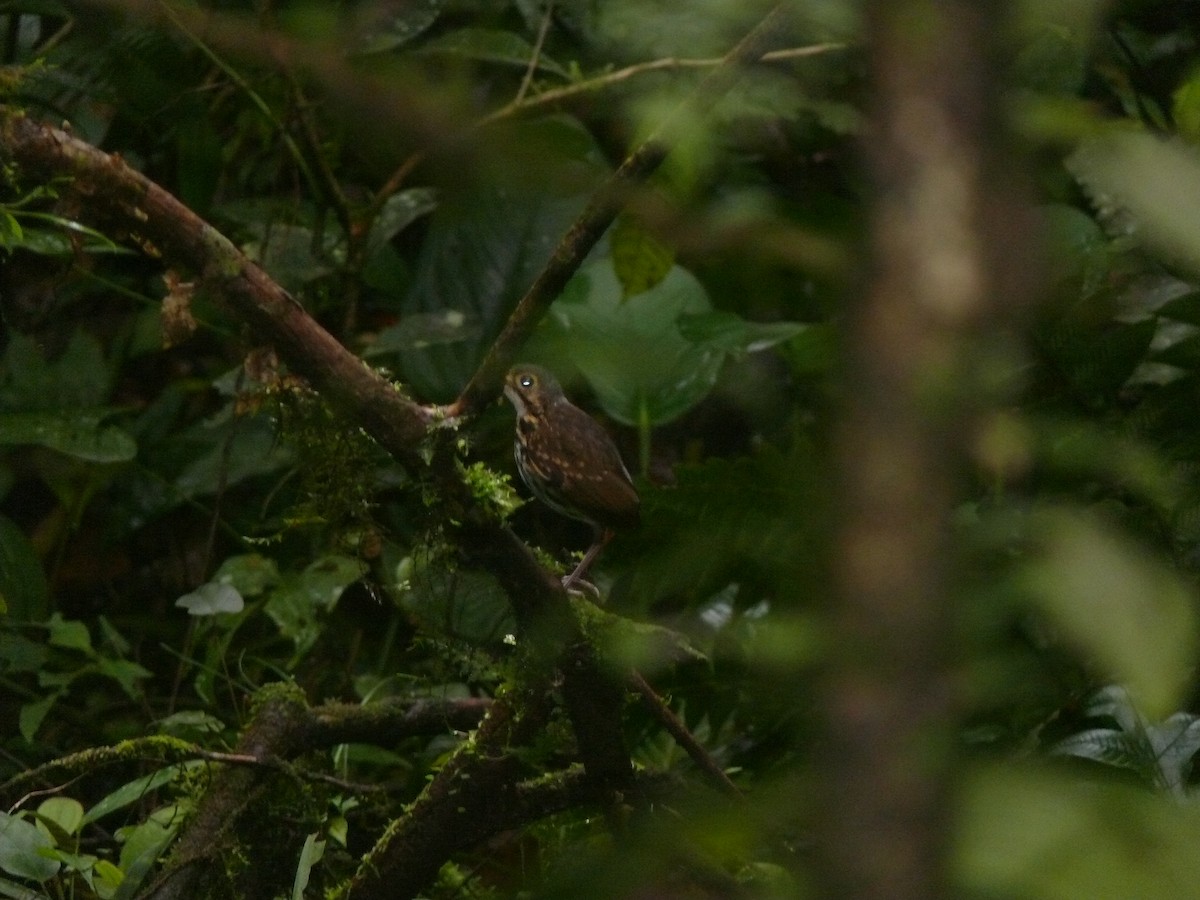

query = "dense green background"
[[4, 0, 1200, 897]]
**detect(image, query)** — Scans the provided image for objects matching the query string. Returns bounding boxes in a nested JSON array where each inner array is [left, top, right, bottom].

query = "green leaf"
[[780, 323, 837, 375], [18, 694, 59, 743], [172, 413, 291, 500], [95, 658, 152, 699], [83, 767, 200, 825], [394, 558, 515, 645], [174, 581, 245, 617], [1041, 203, 1110, 299], [265, 556, 363, 655], [0, 211, 22, 249], [35, 797, 84, 841], [0, 631, 49, 674], [957, 765, 1200, 898], [0, 332, 112, 411], [213, 554, 281, 598], [114, 806, 183, 899], [415, 28, 569, 78], [541, 260, 722, 425], [153, 710, 225, 738], [351, 0, 443, 54], [610, 215, 674, 298], [290, 833, 325, 900], [244, 224, 339, 292], [0, 874, 47, 899], [1021, 509, 1199, 718], [677, 311, 808, 357], [1051, 728, 1152, 774], [0, 410, 137, 463], [1069, 132, 1200, 276], [0, 813, 59, 882], [365, 188, 438, 257], [47, 614, 92, 653], [0, 514, 49, 621], [1172, 67, 1200, 144], [94, 859, 123, 896]]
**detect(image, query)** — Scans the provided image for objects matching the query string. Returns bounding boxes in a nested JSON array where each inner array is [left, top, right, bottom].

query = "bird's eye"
[[520, 375, 534, 388]]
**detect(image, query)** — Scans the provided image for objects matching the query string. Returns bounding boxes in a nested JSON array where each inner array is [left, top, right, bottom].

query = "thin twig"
[[482, 42, 848, 128], [629, 670, 742, 799], [515, 2, 555, 105]]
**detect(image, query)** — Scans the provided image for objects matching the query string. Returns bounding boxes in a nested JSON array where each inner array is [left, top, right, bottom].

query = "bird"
[[503, 364, 639, 590]]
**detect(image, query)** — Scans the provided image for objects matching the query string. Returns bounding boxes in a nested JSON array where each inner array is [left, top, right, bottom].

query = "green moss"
[[458, 460, 524, 521], [248, 679, 308, 715]]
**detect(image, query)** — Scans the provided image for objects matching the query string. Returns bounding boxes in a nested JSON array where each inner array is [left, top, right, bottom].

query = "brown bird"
[[503, 364, 639, 589]]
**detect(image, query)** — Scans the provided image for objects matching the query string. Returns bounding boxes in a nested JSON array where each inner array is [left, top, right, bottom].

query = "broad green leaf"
[[265, 556, 363, 655], [1051, 728, 1152, 775], [172, 414, 291, 500], [0, 813, 59, 882], [174, 581, 245, 617], [398, 184, 590, 400], [595, 0, 769, 58], [0, 211, 22, 249], [18, 694, 59, 743], [35, 798, 84, 841], [415, 28, 569, 78], [1041, 203, 1109, 299], [394, 559, 515, 645], [94, 859, 123, 896], [0, 514, 49, 621], [95, 658, 152, 699], [291, 833, 325, 900], [610, 214, 674, 298], [367, 311, 481, 358], [213, 554, 280, 598], [47, 614, 93, 653], [1069, 132, 1200, 276], [542, 260, 722, 425], [84, 766, 201, 825], [114, 806, 183, 899], [0, 332, 112, 411], [1021, 509, 1199, 718], [365, 188, 438, 257], [352, 0, 443, 54], [676, 311, 808, 357], [0, 410, 137, 463], [1173, 68, 1200, 144], [0, 631, 49, 674], [0, 874, 45, 899], [957, 765, 1200, 899], [244, 224, 339, 292], [153, 710, 225, 737], [1011, 23, 1089, 95]]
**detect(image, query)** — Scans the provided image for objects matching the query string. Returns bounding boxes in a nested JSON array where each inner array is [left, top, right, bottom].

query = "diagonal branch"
[[1, 112, 433, 470]]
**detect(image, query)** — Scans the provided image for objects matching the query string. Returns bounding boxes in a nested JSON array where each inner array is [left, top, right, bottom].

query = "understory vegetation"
[[3, 1, 1200, 898]]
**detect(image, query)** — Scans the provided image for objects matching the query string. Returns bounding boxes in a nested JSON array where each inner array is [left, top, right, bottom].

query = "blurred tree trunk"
[[818, 1, 1034, 897]]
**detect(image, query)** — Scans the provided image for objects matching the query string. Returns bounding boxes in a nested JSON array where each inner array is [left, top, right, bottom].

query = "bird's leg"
[[562, 527, 615, 592]]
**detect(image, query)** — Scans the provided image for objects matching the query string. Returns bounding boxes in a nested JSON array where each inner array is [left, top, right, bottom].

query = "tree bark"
[[818, 1, 1035, 897]]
